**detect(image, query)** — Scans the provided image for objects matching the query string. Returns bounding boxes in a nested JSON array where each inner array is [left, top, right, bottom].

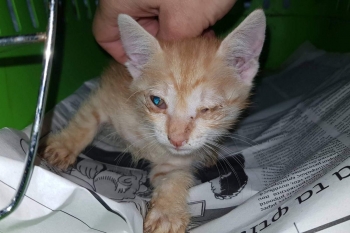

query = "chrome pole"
[[0, 33, 46, 46], [0, 0, 57, 220]]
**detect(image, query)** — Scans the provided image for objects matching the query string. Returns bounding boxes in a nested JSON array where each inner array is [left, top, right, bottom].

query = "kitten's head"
[[118, 10, 266, 156]]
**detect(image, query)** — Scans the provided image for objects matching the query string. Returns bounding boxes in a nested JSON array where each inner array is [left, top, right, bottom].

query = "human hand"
[[93, 0, 237, 64]]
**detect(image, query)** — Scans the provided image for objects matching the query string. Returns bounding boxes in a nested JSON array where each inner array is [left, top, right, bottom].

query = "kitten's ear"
[[218, 9, 266, 85], [118, 14, 162, 79]]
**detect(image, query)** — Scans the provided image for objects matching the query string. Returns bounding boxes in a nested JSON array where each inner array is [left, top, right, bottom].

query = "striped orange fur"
[[42, 10, 266, 233]]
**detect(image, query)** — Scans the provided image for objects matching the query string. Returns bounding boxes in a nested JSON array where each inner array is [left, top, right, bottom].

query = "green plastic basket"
[[0, 0, 108, 129], [215, 0, 350, 70], [1, 0, 350, 129]]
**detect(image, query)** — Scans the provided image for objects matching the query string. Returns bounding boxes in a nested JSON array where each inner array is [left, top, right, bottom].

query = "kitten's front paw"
[[41, 135, 78, 170], [144, 202, 189, 233]]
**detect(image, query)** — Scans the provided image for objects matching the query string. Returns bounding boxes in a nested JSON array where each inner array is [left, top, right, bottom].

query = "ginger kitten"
[[42, 10, 266, 233]]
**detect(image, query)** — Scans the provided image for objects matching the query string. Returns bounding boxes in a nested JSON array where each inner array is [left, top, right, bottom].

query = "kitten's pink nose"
[[168, 135, 187, 148]]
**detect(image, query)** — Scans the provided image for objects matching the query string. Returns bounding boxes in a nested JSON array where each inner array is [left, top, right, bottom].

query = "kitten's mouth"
[[168, 147, 192, 155]]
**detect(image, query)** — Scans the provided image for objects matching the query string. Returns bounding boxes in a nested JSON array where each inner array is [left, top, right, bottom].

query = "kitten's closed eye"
[[199, 105, 221, 115], [201, 108, 209, 114]]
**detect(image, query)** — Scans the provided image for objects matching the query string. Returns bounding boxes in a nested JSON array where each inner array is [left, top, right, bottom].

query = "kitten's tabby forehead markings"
[[161, 39, 221, 90], [160, 39, 224, 115]]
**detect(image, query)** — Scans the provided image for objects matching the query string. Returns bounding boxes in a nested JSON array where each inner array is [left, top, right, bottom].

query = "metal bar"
[[0, 0, 57, 220], [0, 33, 46, 46]]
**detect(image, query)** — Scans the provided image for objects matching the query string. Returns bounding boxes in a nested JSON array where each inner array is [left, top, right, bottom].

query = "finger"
[[156, 2, 206, 40], [99, 40, 128, 64], [93, 5, 126, 63], [202, 28, 216, 38], [92, 2, 119, 43], [99, 18, 159, 64], [93, 0, 159, 64], [136, 17, 159, 37], [157, 0, 236, 41]]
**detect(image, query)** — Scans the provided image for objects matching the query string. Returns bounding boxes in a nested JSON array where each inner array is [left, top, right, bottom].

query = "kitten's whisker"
[[206, 141, 245, 169], [200, 145, 216, 166], [205, 141, 243, 186], [201, 145, 223, 180], [115, 151, 128, 166], [220, 157, 233, 188], [207, 132, 255, 147], [131, 137, 159, 159], [220, 155, 242, 187], [126, 86, 159, 102], [224, 135, 255, 146], [126, 90, 144, 102], [121, 134, 156, 151], [198, 146, 225, 186], [206, 146, 231, 189], [114, 134, 157, 165], [80, 128, 120, 156], [229, 133, 255, 142], [215, 146, 244, 169], [208, 132, 254, 142], [203, 143, 230, 180]]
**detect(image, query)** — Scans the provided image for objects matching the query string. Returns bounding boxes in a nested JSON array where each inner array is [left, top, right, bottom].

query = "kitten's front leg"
[[42, 95, 106, 169], [145, 166, 194, 233]]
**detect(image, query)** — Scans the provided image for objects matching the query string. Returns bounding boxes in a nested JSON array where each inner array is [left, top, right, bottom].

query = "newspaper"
[[1, 42, 350, 233]]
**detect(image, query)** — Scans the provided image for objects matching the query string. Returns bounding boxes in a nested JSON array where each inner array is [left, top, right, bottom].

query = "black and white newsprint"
[[1, 42, 350, 233]]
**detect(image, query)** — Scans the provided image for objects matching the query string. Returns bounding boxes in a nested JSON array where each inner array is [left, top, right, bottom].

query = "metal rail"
[[0, 0, 57, 220], [0, 33, 46, 46]]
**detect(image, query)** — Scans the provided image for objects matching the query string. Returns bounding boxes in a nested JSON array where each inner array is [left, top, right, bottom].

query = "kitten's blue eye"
[[152, 96, 161, 105], [150, 95, 167, 109]]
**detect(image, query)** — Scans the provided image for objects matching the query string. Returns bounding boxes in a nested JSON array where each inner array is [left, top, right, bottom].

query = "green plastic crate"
[[0, 0, 109, 129], [215, 0, 350, 70], [1, 0, 350, 129]]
